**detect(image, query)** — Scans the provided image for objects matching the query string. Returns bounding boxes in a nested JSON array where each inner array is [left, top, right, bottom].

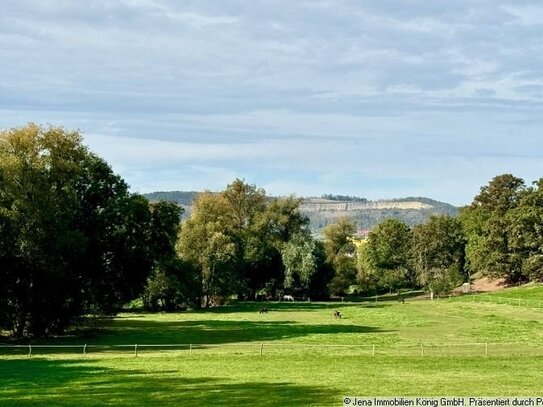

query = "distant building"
[[354, 229, 371, 239]]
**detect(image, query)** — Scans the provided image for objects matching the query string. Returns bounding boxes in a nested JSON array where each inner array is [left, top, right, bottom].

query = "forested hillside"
[[144, 192, 458, 231]]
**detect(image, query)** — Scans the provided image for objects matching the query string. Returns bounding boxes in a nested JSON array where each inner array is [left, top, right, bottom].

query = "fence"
[[1, 342, 542, 358], [445, 294, 543, 309]]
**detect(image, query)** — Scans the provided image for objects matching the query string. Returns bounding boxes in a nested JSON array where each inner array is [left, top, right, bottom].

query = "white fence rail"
[[446, 294, 543, 309], [1, 342, 542, 358]]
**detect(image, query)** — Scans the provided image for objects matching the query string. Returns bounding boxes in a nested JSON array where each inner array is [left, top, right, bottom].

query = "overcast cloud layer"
[[2, 0, 543, 205]]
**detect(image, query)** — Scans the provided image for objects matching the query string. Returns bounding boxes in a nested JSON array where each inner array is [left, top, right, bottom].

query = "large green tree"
[[322, 217, 357, 296], [410, 215, 466, 297], [0, 124, 164, 337], [281, 232, 317, 292], [505, 178, 543, 282], [177, 192, 236, 308], [362, 219, 413, 293], [142, 202, 200, 311], [177, 181, 313, 304], [461, 174, 526, 283], [307, 240, 335, 300], [250, 196, 311, 297]]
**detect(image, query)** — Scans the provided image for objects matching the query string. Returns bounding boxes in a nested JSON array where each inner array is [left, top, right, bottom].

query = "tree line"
[[1, 125, 542, 338], [152, 174, 543, 306], [341, 173, 543, 298]]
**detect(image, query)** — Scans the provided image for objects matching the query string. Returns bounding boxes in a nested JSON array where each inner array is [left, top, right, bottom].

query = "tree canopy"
[[177, 181, 315, 306], [410, 215, 466, 296], [0, 124, 178, 336], [360, 219, 412, 293], [461, 174, 529, 283], [322, 217, 357, 296]]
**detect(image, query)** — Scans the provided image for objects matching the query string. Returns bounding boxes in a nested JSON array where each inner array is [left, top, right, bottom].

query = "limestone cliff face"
[[300, 201, 432, 212], [300, 198, 458, 230]]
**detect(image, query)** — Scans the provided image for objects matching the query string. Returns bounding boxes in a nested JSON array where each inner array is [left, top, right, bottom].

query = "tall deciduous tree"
[[142, 202, 200, 311], [281, 232, 317, 291], [506, 178, 543, 282], [177, 192, 236, 307], [363, 219, 412, 293], [323, 217, 357, 296], [250, 196, 311, 296], [177, 181, 314, 304], [410, 215, 466, 297], [461, 174, 526, 283], [0, 124, 163, 337]]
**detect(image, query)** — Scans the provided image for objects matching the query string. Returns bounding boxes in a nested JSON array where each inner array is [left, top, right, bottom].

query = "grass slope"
[[485, 283, 543, 301]]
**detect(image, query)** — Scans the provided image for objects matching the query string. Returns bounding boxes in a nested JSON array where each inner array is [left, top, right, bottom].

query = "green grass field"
[[449, 283, 543, 311], [1, 285, 542, 406]]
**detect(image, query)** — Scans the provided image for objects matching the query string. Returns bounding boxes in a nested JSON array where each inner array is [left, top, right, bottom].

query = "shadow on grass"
[[0, 302, 392, 348], [0, 319, 389, 350], [81, 319, 385, 346], [0, 359, 336, 407]]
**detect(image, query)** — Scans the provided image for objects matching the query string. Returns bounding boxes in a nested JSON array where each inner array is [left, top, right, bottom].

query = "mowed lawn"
[[1, 286, 542, 406]]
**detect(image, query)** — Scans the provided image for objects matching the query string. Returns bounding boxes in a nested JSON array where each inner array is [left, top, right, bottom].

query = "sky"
[[1, 1, 543, 206]]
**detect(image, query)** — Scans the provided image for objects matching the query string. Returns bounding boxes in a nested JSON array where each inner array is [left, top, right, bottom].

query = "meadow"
[[1, 285, 542, 406]]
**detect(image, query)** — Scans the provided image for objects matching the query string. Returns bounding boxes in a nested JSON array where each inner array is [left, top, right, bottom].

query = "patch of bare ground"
[[472, 276, 509, 292], [451, 276, 508, 294]]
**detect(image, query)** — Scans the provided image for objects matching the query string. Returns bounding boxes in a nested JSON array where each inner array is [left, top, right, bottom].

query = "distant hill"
[[143, 191, 459, 231], [301, 196, 458, 231]]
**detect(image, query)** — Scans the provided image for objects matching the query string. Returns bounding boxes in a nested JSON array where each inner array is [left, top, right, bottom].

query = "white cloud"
[[1, 1, 543, 204]]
